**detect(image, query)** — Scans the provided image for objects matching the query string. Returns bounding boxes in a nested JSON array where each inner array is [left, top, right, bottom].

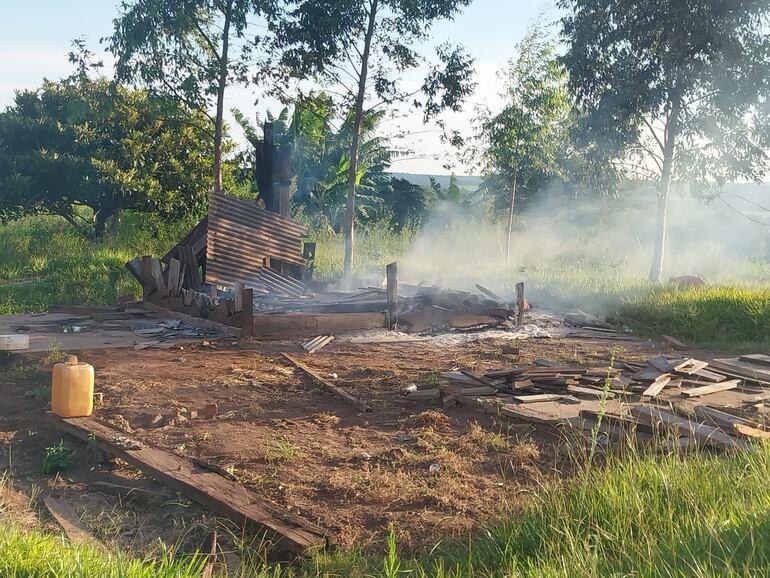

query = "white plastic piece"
[[0, 334, 30, 351]]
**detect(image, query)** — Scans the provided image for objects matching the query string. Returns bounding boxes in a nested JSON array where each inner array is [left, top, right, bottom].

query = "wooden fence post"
[[516, 282, 525, 326], [241, 287, 254, 338], [386, 262, 398, 330]]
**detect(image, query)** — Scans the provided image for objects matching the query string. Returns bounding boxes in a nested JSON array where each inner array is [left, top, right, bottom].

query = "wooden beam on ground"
[[46, 413, 327, 553], [641, 374, 672, 398], [662, 335, 688, 351], [280, 352, 371, 413], [44, 496, 106, 551], [631, 405, 742, 450], [386, 262, 398, 330], [682, 379, 740, 398], [252, 312, 386, 339]]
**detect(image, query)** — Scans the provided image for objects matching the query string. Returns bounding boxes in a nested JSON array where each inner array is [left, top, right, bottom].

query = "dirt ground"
[[0, 333, 662, 556]]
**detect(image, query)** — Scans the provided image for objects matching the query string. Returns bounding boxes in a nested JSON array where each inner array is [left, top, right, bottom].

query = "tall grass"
[[0, 524, 206, 578], [619, 286, 770, 350], [310, 223, 414, 281], [0, 213, 196, 314]]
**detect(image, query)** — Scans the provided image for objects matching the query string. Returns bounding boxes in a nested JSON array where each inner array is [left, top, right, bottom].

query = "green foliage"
[[0, 76, 214, 237], [0, 212, 193, 314], [620, 286, 770, 351], [41, 440, 75, 475], [560, 0, 770, 186], [472, 26, 570, 215], [0, 524, 206, 578]]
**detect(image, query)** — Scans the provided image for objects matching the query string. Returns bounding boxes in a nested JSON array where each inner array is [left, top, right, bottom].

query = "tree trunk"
[[212, 0, 233, 196], [505, 172, 518, 264], [342, 0, 378, 278], [649, 101, 681, 282]]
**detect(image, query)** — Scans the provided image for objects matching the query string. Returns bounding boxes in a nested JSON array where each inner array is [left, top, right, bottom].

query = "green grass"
[[0, 213, 198, 315], [0, 524, 206, 578], [3, 442, 770, 576], [619, 286, 770, 351]]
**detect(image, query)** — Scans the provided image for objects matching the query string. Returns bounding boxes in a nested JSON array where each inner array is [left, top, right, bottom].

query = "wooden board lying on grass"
[[281, 352, 372, 413], [44, 496, 105, 550], [631, 405, 742, 450], [46, 413, 327, 554]]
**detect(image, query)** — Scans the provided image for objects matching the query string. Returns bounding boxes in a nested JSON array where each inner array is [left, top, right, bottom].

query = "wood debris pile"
[[402, 354, 770, 448]]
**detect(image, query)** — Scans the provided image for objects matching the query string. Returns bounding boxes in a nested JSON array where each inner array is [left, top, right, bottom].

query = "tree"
[[472, 27, 570, 263], [560, 0, 770, 281], [0, 76, 215, 236], [377, 177, 434, 231], [273, 0, 476, 276], [110, 0, 275, 196]]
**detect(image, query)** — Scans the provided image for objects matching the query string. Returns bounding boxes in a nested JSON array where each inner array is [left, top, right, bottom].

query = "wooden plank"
[[692, 405, 751, 432], [307, 335, 334, 354], [234, 282, 244, 313], [691, 368, 729, 383], [630, 405, 742, 450], [579, 409, 653, 434], [141, 255, 154, 299], [167, 258, 181, 297], [499, 402, 557, 424], [567, 385, 616, 399], [47, 414, 326, 552], [44, 496, 105, 550], [739, 354, 770, 367], [734, 423, 770, 440], [513, 394, 564, 403], [648, 355, 673, 372], [673, 358, 709, 375], [281, 353, 371, 413], [682, 379, 740, 398], [386, 262, 398, 330], [711, 358, 770, 385], [641, 374, 672, 398], [150, 258, 167, 297], [253, 312, 385, 339], [662, 335, 688, 351]]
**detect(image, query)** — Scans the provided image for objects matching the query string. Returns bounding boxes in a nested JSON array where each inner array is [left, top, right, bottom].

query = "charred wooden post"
[[277, 144, 292, 218], [387, 262, 398, 330], [242, 287, 254, 338], [302, 242, 317, 281], [141, 255, 153, 300], [259, 122, 278, 213], [516, 282, 525, 326]]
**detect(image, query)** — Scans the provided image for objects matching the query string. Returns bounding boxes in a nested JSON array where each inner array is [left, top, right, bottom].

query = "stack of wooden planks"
[[401, 353, 770, 448]]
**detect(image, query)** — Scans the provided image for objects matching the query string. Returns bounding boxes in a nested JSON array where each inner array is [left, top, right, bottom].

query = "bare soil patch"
[[0, 334, 658, 553]]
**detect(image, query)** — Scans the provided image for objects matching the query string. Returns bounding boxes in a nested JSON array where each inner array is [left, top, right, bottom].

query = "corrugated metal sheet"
[[206, 192, 307, 289]]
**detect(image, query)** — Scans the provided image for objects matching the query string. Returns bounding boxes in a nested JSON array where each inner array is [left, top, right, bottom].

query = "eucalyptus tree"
[[560, 0, 770, 280], [472, 27, 570, 262], [110, 0, 277, 195], [272, 0, 477, 276]]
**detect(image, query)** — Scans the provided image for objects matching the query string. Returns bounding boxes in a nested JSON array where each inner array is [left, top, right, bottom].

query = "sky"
[[0, 0, 558, 175]]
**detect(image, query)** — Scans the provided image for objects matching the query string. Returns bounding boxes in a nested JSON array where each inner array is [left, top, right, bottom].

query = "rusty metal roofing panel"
[[206, 192, 306, 289]]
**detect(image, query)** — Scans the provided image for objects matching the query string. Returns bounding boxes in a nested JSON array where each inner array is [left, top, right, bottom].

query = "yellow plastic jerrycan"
[[51, 355, 94, 418]]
